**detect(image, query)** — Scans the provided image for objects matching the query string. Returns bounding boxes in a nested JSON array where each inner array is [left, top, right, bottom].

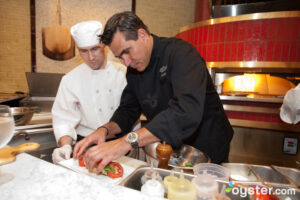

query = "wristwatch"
[[125, 132, 139, 149]]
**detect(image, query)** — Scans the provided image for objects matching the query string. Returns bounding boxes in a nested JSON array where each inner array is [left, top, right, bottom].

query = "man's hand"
[[52, 144, 72, 164], [73, 128, 107, 159], [83, 136, 132, 174]]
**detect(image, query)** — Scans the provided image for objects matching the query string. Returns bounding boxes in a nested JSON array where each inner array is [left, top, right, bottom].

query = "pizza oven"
[[176, 10, 300, 132]]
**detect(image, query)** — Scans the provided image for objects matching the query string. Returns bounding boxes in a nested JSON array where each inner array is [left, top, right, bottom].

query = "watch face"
[[127, 132, 138, 142]]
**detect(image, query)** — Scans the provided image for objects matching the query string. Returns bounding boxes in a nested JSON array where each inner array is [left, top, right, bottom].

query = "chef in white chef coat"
[[51, 20, 127, 164], [280, 84, 300, 125]]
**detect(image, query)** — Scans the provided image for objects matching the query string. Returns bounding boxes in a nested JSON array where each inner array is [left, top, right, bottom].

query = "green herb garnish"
[[185, 161, 193, 167], [102, 165, 115, 176]]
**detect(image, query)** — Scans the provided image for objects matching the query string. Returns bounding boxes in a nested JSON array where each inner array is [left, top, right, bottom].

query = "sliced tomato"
[[254, 189, 278, 200], [78, 156, 85, 167], [107, 162, 123, 178]]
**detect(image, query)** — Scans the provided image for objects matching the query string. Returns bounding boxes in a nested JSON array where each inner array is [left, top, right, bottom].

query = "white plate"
[[58, 158, 135, 184]]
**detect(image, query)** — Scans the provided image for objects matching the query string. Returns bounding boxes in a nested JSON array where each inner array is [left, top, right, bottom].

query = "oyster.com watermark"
[[225, 181, 296, 198]]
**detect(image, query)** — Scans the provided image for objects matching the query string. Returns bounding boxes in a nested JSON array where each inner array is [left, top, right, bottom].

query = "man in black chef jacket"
[[73, 11, 233, 174]]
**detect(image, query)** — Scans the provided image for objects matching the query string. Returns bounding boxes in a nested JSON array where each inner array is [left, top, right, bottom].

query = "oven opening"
[[220, 74, 296, 99]]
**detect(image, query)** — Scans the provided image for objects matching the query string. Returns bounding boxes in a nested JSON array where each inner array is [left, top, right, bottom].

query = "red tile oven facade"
[[176, 12, 300, 62], [175, 11, 300, 133]]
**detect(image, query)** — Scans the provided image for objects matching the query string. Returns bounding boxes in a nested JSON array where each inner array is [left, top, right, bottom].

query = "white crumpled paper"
[[280, 84, 300, 124]]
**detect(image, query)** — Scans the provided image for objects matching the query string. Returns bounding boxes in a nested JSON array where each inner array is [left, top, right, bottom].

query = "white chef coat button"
[[96, 90, 99, 93], [98, 108, 102, 112], [109, 89, 112, 93], [110, 107, 113, 110]]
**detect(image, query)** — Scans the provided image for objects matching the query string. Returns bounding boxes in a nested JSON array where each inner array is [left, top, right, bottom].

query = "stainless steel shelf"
[[220, 95, 283, 103]]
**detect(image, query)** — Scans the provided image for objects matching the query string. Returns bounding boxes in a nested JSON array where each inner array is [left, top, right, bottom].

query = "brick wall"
[[0, 0, 31, 93]]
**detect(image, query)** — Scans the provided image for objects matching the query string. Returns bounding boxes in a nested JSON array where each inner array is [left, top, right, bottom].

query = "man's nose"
[[88, 50, 95, 60], [122, 55, 131, 67]]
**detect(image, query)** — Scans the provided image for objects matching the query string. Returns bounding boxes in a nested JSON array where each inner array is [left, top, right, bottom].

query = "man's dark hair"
[[99, 11, 150, 45]]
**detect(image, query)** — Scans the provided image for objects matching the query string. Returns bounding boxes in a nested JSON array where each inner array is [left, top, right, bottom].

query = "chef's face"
[[109, 29, 153, 72], [78, 44, 106, 70]]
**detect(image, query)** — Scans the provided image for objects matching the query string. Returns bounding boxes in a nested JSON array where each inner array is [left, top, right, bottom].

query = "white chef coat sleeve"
[[280, 83, 300, 124], [52, 77, 81, 144]]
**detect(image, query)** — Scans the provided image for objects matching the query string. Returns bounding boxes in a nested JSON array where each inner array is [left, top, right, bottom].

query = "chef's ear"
[[99, 43, 108, 54], [103, 45, 109, 54]]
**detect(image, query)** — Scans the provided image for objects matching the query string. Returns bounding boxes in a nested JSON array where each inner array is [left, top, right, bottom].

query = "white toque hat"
[[280, 84, 300, 124], [70, 20, 102, 48]]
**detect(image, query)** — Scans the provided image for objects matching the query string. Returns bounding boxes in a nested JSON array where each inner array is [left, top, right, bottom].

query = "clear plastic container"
[[193, 163, 229, 181], [192, 174, 219, 199]]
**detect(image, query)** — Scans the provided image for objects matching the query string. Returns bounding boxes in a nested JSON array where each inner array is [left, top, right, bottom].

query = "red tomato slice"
[[254, 189, 278, 200], [78, 156, 85, 167], [107, 162, 123, 178]]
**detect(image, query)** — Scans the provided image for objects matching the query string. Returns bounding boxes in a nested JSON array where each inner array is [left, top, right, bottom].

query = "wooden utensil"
[[0, 143, 40, 165], [42, 0, 75, 60]]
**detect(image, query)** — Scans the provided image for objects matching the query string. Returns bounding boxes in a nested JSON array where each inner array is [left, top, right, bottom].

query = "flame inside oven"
[[233, 74, 256, 92], [221, 74, 295, 97]]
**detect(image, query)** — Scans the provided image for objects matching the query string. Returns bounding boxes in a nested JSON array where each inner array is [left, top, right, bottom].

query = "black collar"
[[145, 34, 160, 72]]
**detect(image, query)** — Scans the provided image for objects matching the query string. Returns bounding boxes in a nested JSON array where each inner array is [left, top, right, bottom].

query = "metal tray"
[[267, 184, 300, 200], [222, 163, 259, 182], [119, 166, 252, 200], [272, 165, 300, 187], [250, 165, 291, 185]]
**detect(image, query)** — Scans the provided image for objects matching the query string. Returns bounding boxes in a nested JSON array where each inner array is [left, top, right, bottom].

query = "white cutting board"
[[58, 158, 135, 184]]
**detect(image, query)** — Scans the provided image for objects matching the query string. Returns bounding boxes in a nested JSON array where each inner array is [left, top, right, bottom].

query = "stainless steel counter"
[[0, 93, 26, 104], [220, 95, 283, 103]]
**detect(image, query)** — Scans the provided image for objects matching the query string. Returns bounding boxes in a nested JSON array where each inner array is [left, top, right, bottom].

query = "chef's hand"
[[52, 144, 72, 164], [83, 137, 132, 174], [73, 128, 107, 159]]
